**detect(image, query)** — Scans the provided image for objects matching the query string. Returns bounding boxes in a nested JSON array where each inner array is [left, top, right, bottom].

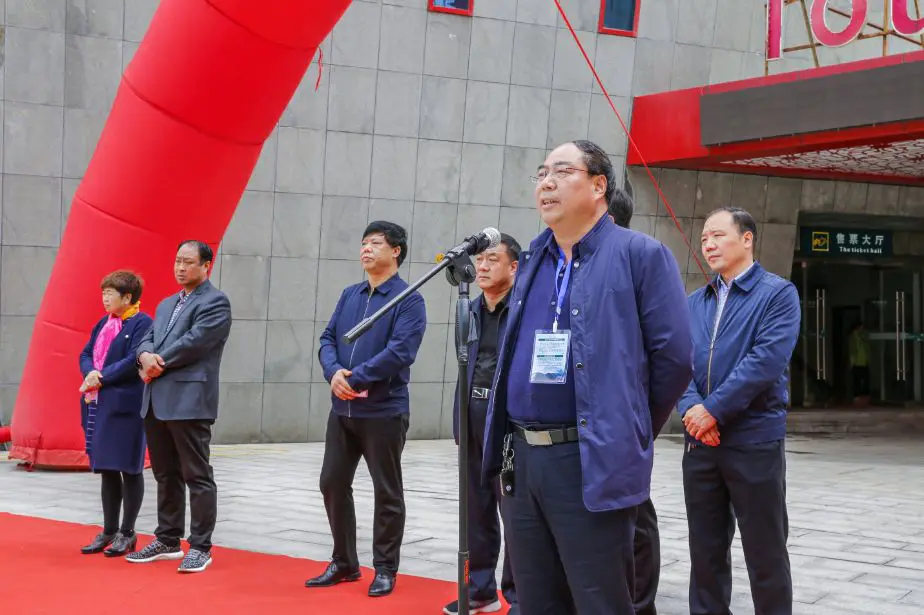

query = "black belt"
[[471, 387, 491, 399], [513, 424, 580, 446]]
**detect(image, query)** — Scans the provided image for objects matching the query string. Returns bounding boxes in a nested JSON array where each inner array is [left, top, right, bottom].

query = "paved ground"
[[2, 434, 923, 614]]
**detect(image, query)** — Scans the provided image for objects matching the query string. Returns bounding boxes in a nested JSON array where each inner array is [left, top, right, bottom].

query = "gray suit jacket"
[[137, 279, 232, 421]]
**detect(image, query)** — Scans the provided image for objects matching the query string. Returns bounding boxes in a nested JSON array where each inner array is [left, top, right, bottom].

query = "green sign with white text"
[[800, 228, 892, 257]]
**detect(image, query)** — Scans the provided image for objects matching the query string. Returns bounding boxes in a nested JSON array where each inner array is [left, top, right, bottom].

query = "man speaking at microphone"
[[307, 221, 426, 598], [482, 141, 693, 614]]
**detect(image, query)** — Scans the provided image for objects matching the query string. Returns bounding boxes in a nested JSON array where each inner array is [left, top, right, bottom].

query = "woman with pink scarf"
[[78, 270, 153, 557]]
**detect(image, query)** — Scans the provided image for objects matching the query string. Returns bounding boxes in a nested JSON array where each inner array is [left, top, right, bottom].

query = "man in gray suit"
[[126, 240, 232, 574]]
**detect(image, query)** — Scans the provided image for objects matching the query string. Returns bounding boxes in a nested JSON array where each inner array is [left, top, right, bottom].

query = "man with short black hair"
[[680, 206, 800, 615], [608, 186, 634, 229], [609, 188, 661, 615], [129, 240, 232, 573], [483, 141, 693, 614], [308, 221, 427, 598], [443, 233, 521, 615]]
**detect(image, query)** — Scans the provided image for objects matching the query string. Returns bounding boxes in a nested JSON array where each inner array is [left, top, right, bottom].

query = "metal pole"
[[456, 281, 472, 615]]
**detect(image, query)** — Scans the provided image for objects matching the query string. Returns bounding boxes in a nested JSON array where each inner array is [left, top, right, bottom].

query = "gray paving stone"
[[2, 435, 924, 614]]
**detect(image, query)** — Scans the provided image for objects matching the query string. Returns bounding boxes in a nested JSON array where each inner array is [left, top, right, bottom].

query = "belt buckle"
[[524, 430, 553, 446], [472, 387, 489, 399]]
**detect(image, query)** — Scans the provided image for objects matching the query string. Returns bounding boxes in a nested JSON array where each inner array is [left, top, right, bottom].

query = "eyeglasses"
[[529, 167, 589, 184]]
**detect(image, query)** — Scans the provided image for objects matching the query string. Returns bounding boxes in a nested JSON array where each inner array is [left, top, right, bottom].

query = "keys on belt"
[[471, 387, 491, 399], [513, 424, 580, 446]]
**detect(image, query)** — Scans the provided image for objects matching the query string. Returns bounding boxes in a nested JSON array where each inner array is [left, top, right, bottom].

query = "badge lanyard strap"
[[553, 248, 572, 333]]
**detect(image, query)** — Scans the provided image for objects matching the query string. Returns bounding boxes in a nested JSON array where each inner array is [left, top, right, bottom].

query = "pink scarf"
[[85, 315, 123, 403]]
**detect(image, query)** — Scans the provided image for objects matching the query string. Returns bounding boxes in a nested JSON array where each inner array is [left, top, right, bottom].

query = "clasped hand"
[[331, 369, 361, 400], [137, 352, 166, 384], [682, 404, 720, 446], [79, 370, 102, 393]]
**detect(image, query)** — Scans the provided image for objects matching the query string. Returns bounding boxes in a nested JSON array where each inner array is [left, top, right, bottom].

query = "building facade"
[[1, 0, 923, 442]]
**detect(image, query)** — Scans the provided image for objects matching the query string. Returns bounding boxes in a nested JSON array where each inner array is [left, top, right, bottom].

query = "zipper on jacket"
[[708, 296, 723, 397], [346, 292, 373, 418], [707, 343, 715, 396]]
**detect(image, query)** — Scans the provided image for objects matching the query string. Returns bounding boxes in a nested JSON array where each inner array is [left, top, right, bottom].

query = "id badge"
[[530, 330, 571, 384]]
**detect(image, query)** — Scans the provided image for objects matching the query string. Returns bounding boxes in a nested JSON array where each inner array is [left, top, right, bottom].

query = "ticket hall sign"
[[767, 1, 924, 60]]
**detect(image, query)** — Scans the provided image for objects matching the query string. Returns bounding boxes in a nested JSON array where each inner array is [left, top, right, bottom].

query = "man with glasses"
[[306, 221, 427, 598], [481, 141, 693, 614]]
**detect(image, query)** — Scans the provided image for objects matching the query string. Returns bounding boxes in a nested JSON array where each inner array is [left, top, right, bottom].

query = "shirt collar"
[[712, 261, 759, 294], [362, 273, 401, 296], [486, 290, 510, 314], [542, 212, 612, 260]]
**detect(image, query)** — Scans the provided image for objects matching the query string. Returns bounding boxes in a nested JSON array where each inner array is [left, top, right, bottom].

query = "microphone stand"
[[343, 249, 478, 615]]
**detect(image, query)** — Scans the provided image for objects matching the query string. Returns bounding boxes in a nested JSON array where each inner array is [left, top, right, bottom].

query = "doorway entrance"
[[791, 259, 924, 408]]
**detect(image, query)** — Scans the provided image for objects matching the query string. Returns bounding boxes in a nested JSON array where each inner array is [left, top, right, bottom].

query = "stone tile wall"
[[1, 0, 921, 441]]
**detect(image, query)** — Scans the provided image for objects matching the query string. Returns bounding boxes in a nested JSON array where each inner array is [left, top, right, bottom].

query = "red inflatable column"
[[10, 0, 351, 468]]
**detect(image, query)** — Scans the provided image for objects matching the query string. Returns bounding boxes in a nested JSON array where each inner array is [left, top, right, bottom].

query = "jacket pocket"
[[174, 370, 207, 382]]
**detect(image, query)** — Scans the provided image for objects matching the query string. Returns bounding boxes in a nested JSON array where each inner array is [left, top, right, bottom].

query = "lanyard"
[[553, 248, 572, 333]]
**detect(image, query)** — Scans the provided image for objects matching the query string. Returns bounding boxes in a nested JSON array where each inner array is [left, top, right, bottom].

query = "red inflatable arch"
[[9, 0, 351, 468]]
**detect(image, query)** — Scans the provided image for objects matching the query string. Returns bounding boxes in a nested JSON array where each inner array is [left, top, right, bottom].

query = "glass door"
[[795, 261, 832, 408], [792, 260, 923, 408], [866, 267, 919, 405]]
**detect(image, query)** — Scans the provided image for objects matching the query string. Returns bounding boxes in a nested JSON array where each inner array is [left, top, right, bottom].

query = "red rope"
[[315, 47, 324, 91], [552, 0, 710, 281]]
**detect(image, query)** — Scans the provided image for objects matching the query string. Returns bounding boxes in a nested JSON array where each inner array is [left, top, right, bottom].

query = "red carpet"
[[0, 512, 460, 614]]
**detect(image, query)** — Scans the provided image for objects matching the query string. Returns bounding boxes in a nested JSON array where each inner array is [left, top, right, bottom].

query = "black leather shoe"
[[103, 532, 137, 557], [305, 562, 362, 588], [81, 532, 115, 554], [368, 572, 396, 597]]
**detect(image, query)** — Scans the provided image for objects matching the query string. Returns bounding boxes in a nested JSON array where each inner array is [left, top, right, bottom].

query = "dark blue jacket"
[[79, 312, 153, 474], [483, 217, 694, 511], [678, 262, 801, 446], [452, 294, 509, 445], [319, 274, 427, 418]]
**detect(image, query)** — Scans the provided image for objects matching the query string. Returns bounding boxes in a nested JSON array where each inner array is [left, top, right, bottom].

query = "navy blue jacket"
[[452, 294, 509, 445], [79, 312, 153, 474], [483, 216, 694, 511], [678, 262, 801, 446], [319, 274, 427, 418]]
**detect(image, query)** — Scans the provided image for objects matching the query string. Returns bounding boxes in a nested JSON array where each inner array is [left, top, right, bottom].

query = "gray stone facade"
[[0, 0, 921, 442]]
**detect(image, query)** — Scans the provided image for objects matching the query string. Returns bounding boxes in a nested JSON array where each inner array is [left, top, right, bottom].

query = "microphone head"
[[482, 227, 501, 249]]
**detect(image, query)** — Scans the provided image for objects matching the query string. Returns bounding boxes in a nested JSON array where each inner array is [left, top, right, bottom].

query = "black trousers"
[[683, 440, 792, 615], [320, 412, 409, 575], [466, 397, 516, 604], [852, 366, 870, 396], [144, 411, 217, 552], [633, 497, 660, 615], [100, 471, 145, 535], [505, 436, 637, 615]]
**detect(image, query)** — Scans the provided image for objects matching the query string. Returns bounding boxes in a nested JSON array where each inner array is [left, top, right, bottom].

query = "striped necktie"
[[167, 292, 189, 330]]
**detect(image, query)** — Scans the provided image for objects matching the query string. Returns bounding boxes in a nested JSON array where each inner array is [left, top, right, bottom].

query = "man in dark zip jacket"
[[443, 233, 521, 615], [678, 207, 801, 615], [609, 187, 660, 615], [482, 141, 693, 615], [308, 221, 427, 598]]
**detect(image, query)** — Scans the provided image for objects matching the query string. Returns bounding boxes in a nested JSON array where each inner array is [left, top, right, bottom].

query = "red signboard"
[[767, 0, 924, 61]]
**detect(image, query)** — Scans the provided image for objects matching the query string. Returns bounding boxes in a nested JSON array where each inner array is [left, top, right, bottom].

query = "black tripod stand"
[[344, 248, 480, 615]]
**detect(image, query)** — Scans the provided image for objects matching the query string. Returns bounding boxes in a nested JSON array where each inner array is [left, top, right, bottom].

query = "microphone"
[[444, 227, 501, 258]]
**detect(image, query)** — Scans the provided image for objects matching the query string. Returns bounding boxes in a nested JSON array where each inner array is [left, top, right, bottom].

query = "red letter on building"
[[811, 0, 868, 47], [767, 0, 784, 60], [892, 0, 924, 36]]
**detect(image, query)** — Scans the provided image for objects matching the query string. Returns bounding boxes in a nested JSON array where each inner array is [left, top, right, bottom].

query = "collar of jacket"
[[180, 278, 213, 298], [472, 289, 510, 315], [530, 211, 614, 260], [361, 272, 402, 296], [707, 261, 764, 296]]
